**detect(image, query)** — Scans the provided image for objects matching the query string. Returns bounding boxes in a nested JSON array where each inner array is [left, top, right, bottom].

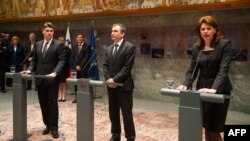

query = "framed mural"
[[0, 0, 249, 22]]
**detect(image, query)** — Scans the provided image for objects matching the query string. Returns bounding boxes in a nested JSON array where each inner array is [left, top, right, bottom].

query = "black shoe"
[[42, 128, 50, 135], [51, 130, 59, 138], [127, 138, 135, 141], [72, 99, 76, 103], [110, 135, 121, 141]]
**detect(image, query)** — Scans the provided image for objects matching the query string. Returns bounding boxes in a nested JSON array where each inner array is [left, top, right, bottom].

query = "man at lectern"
[[22, 22, 65, 139], [177, 15, 233, 141], [103, 23, 136, 141]]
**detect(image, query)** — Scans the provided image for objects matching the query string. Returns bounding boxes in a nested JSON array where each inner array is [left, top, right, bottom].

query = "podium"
[[5, 73, 53, 141], [161, 88, 231, 141], [66, 78, 122, 141], [5, 72, 104, 141], [66, 78, 103, 141]]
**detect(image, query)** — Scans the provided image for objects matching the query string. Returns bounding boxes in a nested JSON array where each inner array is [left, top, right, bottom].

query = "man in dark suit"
[[23, 33, 36, 90], [0, 35, 7, 93], [23, 22, 65, 138], [71, 33, 91, 103], [103, 23, 136, 141]]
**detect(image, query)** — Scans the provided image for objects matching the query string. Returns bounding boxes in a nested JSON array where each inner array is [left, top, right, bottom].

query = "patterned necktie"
[[42, 42, 48, 57], [113, 44, 119, 55]]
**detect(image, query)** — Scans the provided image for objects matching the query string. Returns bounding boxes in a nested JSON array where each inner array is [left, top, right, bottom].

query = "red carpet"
[[0, 101, 178, 141]]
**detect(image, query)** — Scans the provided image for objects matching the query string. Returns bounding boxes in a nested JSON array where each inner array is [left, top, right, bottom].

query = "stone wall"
[[1, 8, 249, 113]]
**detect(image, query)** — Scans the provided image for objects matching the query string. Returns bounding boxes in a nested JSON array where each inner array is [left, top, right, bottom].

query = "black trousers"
[[26, 64, 32, 89], [108, 88, 136, 139], [0, 67, 6, 90], [27, 80, 32, 89], [6, 78, 12, 87], [36, 82, 59, 131]]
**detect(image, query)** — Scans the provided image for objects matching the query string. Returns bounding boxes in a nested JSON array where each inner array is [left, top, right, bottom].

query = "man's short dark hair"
[[112, 23, 126, 33], [43, 22, 55, 30], [76, 33, 85, 38]]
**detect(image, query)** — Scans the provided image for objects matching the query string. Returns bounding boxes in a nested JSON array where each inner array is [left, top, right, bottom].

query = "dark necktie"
[[42, 42, 48, 57], [113, 44, 119, 55]]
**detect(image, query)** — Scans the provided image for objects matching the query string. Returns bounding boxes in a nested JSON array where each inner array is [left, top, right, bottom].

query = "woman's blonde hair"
[[11, 36, 20, 44]]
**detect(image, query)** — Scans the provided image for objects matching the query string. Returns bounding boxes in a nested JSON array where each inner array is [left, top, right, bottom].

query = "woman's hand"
[[197, 88, 216, 94]]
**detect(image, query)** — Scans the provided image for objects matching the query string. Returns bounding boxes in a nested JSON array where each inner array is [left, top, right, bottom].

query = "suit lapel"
[[112, 40, 125, 62], [77, 43, 84, 56], [27, 43, 31, 52], [38, 40, 45, 58], [43, 40, 54, 58], [109, 45, 114, 61], [46, 40, 53, 55], [15, 46, 19, 54]]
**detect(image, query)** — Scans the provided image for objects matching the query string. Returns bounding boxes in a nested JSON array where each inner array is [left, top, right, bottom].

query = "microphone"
[[189, 50, 202, 90], [81, 48, 99, 71], [20, 49, 33, 67], [88, 60, 98, 71], [71, 47, 99, 79]]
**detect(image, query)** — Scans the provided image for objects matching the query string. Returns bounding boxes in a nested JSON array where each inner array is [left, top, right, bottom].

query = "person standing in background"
[[0, 35, 8, 93], [3, 32, 11, 47], [24, 33, 37, 90], [177, 15, 233, 141], [71, 33, 90, 103], [103, 23, 136, 141], [22, 22, 65, 138], [57, 35, 70, 102], [7, 36, 25, 73], [6, 36, 25, 86]]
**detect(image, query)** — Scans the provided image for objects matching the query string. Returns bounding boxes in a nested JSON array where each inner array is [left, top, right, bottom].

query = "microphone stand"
[[189, 50, 202, 90], [80, 48, 99, 72], [88, 55, 98, 71], [20, 49, 33, 69]]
